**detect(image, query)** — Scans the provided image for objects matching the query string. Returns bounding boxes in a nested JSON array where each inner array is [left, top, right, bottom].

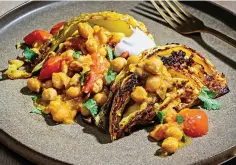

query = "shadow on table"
[[76, 115, 112, 144]]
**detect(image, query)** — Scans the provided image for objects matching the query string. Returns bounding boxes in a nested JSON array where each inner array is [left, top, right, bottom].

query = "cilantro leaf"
[[31, 95, 40, 102], [23, 47, 38, 61], [79, 70, 90, 85], [84, 99, 98, 116], [72, 51, 82, 59], [182, 134, 187, 143], [156, 111, 165, 124], [105, 67, 117, 84], [198, 86, 220, 110], [30, 108, 42, 115], [176, 116, 184, 124], [106, 45, 114, 61]]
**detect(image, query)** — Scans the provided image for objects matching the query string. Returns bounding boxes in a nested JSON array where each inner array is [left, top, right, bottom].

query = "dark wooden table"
[[0, 1, 235, 165]]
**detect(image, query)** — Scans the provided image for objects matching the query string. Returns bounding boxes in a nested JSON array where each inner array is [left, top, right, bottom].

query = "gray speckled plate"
[[0, 1, 236, 165]]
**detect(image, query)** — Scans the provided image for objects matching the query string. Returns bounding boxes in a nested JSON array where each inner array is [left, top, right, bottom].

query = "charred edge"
[[146, 47, 170, 58], [216, 86, 230, 98], [95, 92, 115, 131], [160, 50, 194, 69], [116, 101, 156, 139], [110, 73, 138, 139]]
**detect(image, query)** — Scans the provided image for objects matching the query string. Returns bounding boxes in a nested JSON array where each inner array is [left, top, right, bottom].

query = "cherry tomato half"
[[50, 22, 65, 35], [24, 30, 52, 46], [178, 109, 208, 137], [38, 56, 72, 80]]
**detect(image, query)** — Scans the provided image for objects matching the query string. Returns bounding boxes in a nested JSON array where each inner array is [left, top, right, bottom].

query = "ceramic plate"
[[0, 1, 236, 165]]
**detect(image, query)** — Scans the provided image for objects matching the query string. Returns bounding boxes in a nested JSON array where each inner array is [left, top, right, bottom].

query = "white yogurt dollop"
[[114, 27, 156, 57]]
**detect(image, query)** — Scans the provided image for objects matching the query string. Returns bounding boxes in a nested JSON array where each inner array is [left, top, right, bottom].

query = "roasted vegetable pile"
[[2, 11, 229, 156]]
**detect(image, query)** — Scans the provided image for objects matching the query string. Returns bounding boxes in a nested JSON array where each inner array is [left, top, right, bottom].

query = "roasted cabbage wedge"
[[104, 44, 229, 141], [40, 11, 148, 55]]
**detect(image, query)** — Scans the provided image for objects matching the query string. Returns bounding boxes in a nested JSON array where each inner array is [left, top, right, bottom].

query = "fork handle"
[[203, 26, 236, 48]]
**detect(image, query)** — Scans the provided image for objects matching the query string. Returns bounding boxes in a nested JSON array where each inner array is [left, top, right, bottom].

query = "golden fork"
[[150, 0, 236, 48]]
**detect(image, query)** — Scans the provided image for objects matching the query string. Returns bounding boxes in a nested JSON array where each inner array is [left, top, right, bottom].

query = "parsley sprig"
[[198, 86, 221, 110], [105, 67, 117, 84], [84, 99, 98, 116]]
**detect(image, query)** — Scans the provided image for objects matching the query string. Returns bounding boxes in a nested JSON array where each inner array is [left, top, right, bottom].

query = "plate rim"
[[0, 1, 235, 165]]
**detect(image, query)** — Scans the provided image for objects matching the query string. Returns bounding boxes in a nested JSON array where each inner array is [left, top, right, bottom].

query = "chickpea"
[[69, 73, 80, 86], [27, 77, 41, 92], [97, 28, 108, 44], [164, 126, 183, 141], [41, 80, 53, 90], [52, 72, 70, 89], [98, 46, 107, 57], [127, 56, 141, 65], [111, 57, 127, 72], [162, 137, 179, 153], [93, 92, 108, 106], [42, 88, 57, 101], [85, 38, 98, 54], [131, 86, 148, 103], [78, 22, 94, 38], [92, 79, 103, 93], [93, 25, 100, 33], [80, 105, 91, 116], [60, 49, 75, 58], [162, 107, 177, 123], [66, 86, 82, 98], [69, 60, 83, 72], [144, 57, 163, 74], [145, 75, 162, 92]]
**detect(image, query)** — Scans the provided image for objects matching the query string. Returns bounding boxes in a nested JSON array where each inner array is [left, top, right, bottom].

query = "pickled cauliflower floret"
[[42, 88, 57, 101]]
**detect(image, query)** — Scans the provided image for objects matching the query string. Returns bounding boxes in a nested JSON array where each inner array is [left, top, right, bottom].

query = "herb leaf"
[[106, 45, 114, 61], [84, 99, 98, 116], [30, 108, 42, 115], [24, 47, 38, 61], [157, 111, 165, 124], [182, 134, 187, 143], [105, 67, 117, 84], [31, 95, 39, 102], [176, 116, 184, 124], [79, 70, 90, 85], [198, 86, 220, 110], [72, 51, 82, 59]]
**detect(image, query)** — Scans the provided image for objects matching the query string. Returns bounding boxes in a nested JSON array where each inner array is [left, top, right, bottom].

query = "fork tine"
[[173, 0, 192, 18], [158, 0, 182, 24], [150, 0, 178, 29], [166, 0, 187, 21]]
